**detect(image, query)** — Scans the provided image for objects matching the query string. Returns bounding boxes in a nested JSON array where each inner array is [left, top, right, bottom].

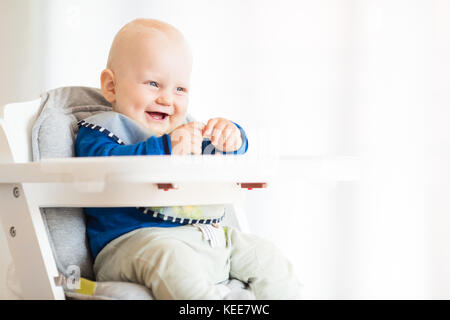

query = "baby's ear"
[[100, 69, 116, 103]]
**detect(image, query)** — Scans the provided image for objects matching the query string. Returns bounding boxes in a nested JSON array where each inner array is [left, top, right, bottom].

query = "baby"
[[75, 18, 301, 299]]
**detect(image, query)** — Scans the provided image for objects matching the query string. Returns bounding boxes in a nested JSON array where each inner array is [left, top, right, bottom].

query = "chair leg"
[[0, 184, 65, 299]]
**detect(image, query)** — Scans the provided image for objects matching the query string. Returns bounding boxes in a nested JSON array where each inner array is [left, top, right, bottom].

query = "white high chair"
[[0, 87, 271, 300]]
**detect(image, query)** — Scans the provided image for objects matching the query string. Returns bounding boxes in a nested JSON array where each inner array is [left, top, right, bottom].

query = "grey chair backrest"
[[32, 86, 113, 280]]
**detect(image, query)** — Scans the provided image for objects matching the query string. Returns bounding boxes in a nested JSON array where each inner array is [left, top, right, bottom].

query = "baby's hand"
[[203, 118, 242, 152], [170, 122, 205, 155]]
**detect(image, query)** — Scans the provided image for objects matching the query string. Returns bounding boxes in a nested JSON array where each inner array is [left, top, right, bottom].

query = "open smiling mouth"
[[146, 111, 169, 121]]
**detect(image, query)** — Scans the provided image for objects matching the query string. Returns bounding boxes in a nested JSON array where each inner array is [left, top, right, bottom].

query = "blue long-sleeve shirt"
[[75, 122, 248, 258]]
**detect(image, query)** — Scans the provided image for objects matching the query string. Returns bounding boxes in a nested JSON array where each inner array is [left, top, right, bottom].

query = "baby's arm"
[[75, 118, 248, 158], [75, 126, 171, 157]]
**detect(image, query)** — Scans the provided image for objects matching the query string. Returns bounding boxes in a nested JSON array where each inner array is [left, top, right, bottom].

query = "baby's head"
[[101, 19, 192, 136]]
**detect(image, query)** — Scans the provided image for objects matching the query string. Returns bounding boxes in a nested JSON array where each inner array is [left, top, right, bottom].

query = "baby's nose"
[[156, 93, 173, 106]]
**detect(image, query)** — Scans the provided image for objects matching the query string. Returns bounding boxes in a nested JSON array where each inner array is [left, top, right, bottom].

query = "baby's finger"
[[191, 140, 203, 155], [171, 135, 187, 155], [189, 121, 205, 134], [191, 133, 203, 146], [211, 121, 228, 145], [225, 131, 243, 152], [190, 130, 202, 146], [231, 132, 243, 149], [218, 124, 236, 147], [170, 127, 189, 145], [203, 118, 219, 138], [220, 134, 234, 152]]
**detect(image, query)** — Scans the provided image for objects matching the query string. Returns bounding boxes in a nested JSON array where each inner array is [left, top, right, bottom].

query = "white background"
[[1, 0, 450, 299]]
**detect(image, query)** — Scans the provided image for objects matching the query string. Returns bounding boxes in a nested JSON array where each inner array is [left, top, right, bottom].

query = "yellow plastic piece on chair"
[[76, 278, 97, 296]]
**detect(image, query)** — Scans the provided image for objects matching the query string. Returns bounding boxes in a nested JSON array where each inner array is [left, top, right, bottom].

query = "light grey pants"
[[94, 224, 301, 300]]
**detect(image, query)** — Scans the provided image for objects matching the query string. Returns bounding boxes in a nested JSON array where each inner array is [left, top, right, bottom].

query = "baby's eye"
[[176, 87, 185, 92], [147, 81, 158, 87]]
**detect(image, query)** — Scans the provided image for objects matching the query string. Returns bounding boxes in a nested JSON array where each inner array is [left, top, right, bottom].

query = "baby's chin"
[[142, 118, 180, 136], [144, 123, 169, 136]]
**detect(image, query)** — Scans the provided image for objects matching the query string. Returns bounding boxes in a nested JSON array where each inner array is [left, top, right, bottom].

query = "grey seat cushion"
[[31, 86, 250, 300]]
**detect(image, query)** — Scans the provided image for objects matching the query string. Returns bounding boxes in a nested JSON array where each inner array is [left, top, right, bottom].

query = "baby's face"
[[112, 32, 192, 136]]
